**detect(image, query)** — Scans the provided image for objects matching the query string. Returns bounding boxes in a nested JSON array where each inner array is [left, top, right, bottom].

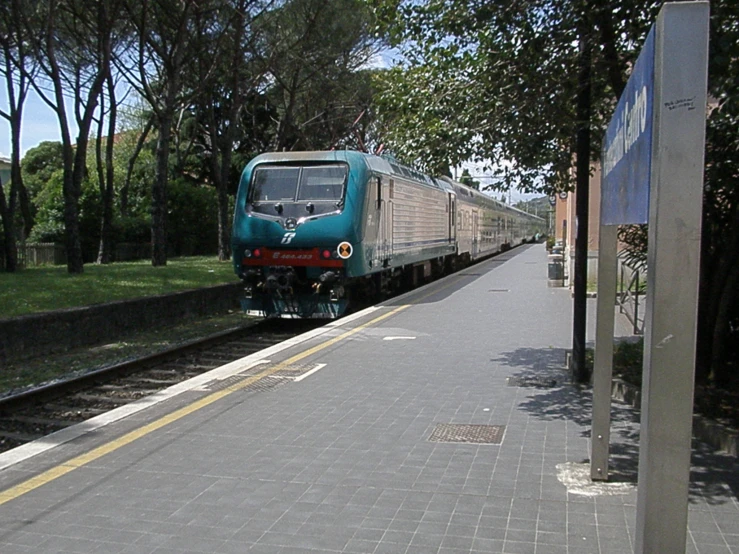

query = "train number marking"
[[281, 232, 297, 244], [337, 242, 353, 259]]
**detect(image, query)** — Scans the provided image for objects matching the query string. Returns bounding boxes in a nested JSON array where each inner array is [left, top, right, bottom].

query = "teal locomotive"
[[232, 150, 545, 318]]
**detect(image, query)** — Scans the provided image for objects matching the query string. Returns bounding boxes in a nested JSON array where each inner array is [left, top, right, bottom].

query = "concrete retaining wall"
[[0, 283, 244, 366]]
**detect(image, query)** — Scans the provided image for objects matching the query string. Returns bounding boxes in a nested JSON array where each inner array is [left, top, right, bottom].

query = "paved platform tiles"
[[0, 243, 737, 554]]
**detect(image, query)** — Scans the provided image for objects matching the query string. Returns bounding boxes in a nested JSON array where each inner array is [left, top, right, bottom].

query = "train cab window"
[[251, 167, 299, 202], [297, 166, 347, 201], [249, 163, 348, 217]]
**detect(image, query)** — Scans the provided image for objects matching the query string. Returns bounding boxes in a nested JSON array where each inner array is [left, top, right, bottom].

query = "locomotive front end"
[[232, 152, 365, 318]]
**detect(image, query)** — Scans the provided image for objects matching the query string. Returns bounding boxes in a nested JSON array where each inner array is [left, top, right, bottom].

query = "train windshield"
[[249, 164, 348, 215], [251, 167, 300, 202], [297, 166, 346, 201]]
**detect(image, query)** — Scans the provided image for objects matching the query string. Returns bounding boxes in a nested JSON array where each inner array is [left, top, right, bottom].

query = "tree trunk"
[[97, 73, 117, 264], [211, 101, 237, 263], [1, 38, 28, 272], [151, 111, 172, 266], [711, 254, 739, 386], [1, 108, 25, 272], [62, 164, 85, 273], [216, 153, 232, 262], [572, 15, 592, 384], [0, 177, 18, 272], [121, 116, 153, 217], [695, 203, 719, 383], [703, 199, 739, 385]]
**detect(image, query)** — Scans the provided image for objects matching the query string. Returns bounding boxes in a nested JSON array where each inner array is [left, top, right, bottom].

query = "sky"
[[0, 88, 67, 158]]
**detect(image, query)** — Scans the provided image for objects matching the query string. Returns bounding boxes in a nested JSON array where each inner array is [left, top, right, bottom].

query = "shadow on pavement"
[[383, 245, 534, 308], [493, 345, 739, 506]]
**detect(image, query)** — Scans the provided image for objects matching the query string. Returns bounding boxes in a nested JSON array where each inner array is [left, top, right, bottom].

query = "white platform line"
[[293, 363, 327, 382]]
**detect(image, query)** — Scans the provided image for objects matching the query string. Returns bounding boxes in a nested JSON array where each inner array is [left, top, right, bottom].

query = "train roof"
[[243, 152, 542, 220], [247, 150, 446, 190], [439, 176, 545, 221]]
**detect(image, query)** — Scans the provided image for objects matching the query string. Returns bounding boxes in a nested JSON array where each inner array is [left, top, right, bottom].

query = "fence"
[[0, 242, 67, 269], [0, 242, 158, 269], [22, 242, 67, 266], [617, 253, 646, 335]]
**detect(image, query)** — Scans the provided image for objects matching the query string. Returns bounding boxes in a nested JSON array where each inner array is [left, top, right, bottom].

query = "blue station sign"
[[601, 28, 655, 225]]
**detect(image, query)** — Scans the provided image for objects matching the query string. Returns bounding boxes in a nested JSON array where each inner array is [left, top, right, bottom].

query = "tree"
[[373, 0, 658, 381], [19, 0, 123, 273], [0, 0, 37, 271], [93, 61, 123, 264], [185, 0, 381, 261], [116, 0, 228, 267], [115, 101, 155, 218], [371, 0, 658, 187], [375, 0, 739, 385], [189, 0, 272, 262], [258, 0, 381, 152], [459, 169, 480, 190], [693, 2, 739, 385]]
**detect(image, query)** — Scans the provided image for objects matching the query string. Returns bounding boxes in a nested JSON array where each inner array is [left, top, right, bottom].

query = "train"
[[231, 150, 546, 318]]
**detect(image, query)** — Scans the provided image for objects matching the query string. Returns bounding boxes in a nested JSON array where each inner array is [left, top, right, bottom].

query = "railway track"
[[0, 319, 323, 454]]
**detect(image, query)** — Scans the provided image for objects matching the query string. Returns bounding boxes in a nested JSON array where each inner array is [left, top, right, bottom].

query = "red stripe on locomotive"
[[242, 247, 344, 267]]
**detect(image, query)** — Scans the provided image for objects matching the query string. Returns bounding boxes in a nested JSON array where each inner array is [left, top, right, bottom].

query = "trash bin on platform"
[[548, 253, 564, 287]]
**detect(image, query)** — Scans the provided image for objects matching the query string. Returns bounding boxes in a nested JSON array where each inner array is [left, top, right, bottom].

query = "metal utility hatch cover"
[[428, 424, 505, 445]]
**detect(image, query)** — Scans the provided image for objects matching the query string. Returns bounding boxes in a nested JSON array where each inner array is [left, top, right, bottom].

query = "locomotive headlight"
[[244, 248, 262, 258], [244, 249, 252, 258]]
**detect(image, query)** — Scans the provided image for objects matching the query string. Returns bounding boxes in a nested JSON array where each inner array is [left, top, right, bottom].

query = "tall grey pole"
[[634, 3, 709, 552], [590, 224, 617, 481]]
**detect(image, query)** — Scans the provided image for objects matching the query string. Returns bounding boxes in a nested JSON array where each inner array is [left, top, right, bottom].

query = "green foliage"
[[373, 64, 477, 173], [0, 256, 236, 318], [27, 168, 65, 243], [115, 216, 150, 244], [371, 0, 659, 192], [20, 141, 65, 199], [617, 225, 647, 271], [28, 168, 103, 261], [585, 338, 643, 386], [459, 169, 480, 190], [257, 0, 381, 151], [377, 0, 739, 385], [167, 181, 219, 256], [613, 338, 644, 386]]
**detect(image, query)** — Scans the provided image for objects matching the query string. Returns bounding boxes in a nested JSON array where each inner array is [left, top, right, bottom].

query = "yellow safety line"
[[0, 304, 412, 506], [0, 273, 465, 506]]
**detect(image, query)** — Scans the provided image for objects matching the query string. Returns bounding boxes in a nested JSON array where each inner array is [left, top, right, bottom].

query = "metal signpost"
[[591, 2, 709, 553]]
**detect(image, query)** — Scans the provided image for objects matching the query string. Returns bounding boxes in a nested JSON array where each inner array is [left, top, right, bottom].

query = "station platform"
[[0, 243, 737, 554]]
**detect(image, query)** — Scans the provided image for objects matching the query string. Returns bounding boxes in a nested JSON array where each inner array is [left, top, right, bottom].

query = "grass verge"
[[0, 256, 237, 318]]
